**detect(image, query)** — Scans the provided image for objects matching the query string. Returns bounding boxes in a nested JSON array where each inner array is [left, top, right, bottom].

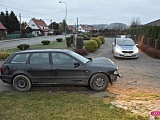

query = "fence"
[[5, 34, 34, 40]]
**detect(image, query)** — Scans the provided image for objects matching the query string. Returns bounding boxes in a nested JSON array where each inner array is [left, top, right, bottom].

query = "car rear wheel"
[[89, 73, 109, 91], [13, 75, 32, 92]]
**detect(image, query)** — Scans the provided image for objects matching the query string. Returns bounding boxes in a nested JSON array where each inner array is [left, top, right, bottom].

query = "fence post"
[[155, 39, 158, 49]]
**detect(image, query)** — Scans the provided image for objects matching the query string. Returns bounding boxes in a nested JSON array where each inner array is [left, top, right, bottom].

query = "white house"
[[78, 24, 95, 32], [28, 18, 49, 36]]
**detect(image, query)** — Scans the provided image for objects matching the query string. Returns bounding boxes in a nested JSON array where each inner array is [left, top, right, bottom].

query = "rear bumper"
[[0, 75, 12, 84]]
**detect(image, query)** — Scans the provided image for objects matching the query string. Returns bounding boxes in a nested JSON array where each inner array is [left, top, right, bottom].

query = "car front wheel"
[[89, 73, 109, 91], [13, 75, 32, 92]]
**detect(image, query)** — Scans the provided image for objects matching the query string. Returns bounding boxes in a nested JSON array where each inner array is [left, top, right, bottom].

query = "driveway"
[[0, 37, 160, 93]]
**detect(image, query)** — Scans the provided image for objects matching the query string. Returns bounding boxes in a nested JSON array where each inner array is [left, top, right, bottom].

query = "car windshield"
[[69, 51, 90, 63], [117, 39, 135, 46]]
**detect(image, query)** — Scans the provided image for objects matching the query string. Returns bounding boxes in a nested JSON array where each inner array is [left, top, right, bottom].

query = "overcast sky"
[[0, 0, 160, 25]]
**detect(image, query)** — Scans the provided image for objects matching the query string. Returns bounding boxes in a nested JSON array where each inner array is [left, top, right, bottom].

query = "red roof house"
[[0, 22, 7, 30], [28, 18, 49, 36], [0, 22, 7, 40]]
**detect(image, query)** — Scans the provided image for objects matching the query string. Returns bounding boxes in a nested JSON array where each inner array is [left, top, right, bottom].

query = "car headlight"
[[115, 48, 122, 53], [134, 48, 139, 54]]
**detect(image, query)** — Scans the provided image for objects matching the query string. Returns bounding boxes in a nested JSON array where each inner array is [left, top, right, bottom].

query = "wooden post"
[[155, 39, 158, 49]]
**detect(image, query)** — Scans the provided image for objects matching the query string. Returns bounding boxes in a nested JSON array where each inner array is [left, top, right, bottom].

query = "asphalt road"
[[0, 37, 160, 93]]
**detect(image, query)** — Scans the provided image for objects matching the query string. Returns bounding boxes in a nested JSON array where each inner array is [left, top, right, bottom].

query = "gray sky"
[[0, 0, 160, 25]]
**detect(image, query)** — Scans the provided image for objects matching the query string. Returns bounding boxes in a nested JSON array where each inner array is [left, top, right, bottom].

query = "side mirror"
[[112, 42, 115, 46], [136, 44, 138, 47], [74, 62, 80, 67]]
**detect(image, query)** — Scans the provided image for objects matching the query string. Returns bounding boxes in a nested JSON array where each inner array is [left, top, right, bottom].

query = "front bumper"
[[114, 52, 138, 58], [109, 71, 121, 82]]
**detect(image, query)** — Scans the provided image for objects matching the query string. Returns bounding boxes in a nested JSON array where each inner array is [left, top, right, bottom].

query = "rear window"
[[11, 53, 30, 64]]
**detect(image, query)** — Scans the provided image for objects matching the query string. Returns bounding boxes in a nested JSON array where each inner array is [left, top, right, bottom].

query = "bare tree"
[[130, 17, 141, 27]]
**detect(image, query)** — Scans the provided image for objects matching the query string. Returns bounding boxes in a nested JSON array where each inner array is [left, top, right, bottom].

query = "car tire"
[[13, 75, 32, 92], [89, 73, 109, 91]]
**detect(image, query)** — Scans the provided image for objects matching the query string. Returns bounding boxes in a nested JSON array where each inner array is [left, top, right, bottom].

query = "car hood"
[[89, 57, 117, 69], [120, 45, 133, 50]]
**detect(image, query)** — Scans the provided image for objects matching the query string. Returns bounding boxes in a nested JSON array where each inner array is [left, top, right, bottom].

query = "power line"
[[0, 3, 47, 16]]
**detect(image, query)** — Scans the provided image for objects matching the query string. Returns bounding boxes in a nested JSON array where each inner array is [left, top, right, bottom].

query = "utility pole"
[[19, 13, 22, 37], [77, 17, 78, 33]]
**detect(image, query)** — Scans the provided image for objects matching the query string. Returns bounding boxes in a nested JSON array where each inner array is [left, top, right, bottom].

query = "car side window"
[[30, 53, 49, 64], [52, 53, 76, 66], [11, 53, 29, 64]]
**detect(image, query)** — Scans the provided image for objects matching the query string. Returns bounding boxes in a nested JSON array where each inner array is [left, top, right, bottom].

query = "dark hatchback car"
[[0, 49, 120, 92]]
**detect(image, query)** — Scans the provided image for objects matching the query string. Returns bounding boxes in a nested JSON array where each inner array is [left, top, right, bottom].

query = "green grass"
[[7, 40, 67, 53], [0, 92, 147, 120]]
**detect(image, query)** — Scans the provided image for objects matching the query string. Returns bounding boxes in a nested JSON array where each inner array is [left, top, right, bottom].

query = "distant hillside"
[[93, 23, 128, 30]]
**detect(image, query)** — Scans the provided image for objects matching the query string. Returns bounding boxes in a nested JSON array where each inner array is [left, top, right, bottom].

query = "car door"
[[51, 52, 86, 84], [25, 52, 53, 84]]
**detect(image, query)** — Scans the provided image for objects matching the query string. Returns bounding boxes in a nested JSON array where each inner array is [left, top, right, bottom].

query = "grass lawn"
[[0, 92, 147, 120], [7, 40, 67, 53]]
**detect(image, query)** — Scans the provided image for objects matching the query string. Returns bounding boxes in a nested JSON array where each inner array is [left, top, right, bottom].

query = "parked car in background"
[[0, 49, 120, 92], [112, 37, 139, 58], [116, 34, 131, 38]]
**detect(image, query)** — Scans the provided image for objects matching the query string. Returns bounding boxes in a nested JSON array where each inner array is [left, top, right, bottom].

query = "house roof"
[[32, 18, 49, 31], [87, 26, 95, 31], [68, 25, 75, 31], [80, 24, 88, 30], [0, 22, 7, 30], [145, 19, 160, 26]]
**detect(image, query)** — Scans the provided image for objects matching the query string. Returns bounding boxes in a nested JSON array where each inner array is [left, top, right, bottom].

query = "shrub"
[[83, 33, 90, 40], [41, 40, 50, 45], [98, 36, 105, 44], [91, 37, 102, 48], [74, 49, 88, 56], [56, 38, 62, 42], [0, 50, 11, 59], [17, 44, 30, 50], [85, 40, 98, 52], [66, 37, 71, 47], [76, 37, 83, 49], [70, 35, 75, 44]]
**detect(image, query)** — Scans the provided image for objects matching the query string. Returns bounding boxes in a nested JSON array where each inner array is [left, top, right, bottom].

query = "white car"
[[112, 38, 139, 58]]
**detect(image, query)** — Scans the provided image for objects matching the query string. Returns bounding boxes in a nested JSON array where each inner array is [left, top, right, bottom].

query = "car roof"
[[14, 49, 71, 54]]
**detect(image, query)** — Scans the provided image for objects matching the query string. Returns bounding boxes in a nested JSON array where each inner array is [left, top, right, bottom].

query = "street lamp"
[[59, 1, 67, 40]]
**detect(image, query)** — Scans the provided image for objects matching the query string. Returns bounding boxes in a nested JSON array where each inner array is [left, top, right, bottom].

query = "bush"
[[91, 37, 102, 48], [56, 38, 62, 42], [83, 33, 90, 40], [98, 36, 105, 44], [76, 37, 83, 49], [74, 49, 88, 56], [85, 40, 98, 52], [41, 40, 50, 45], [0, 50, 11, 59], [17, 44, 30, 50], [66, 37, 71, 47]]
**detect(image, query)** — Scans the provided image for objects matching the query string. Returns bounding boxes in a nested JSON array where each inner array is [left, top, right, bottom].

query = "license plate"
[[124, 53, 132, 56]]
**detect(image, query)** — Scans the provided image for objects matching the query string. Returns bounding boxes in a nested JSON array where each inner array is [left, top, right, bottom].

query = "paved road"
[[0, 35, 65, 50]]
